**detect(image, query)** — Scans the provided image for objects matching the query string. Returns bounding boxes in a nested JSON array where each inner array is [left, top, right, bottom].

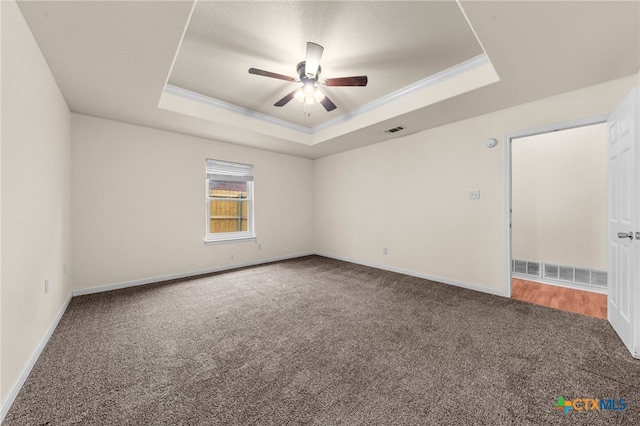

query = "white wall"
[[0, 0, 4, 406], [1, 0, 72, 405], [1, 0, 637, 410], [512, 123, 608, 269], [315, 74, 638, 294], [71, 114, 314, 291]]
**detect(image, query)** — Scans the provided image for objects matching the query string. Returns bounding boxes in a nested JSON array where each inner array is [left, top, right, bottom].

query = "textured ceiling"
[[15, 1, 640, 159], [168, 1, 484, 128]]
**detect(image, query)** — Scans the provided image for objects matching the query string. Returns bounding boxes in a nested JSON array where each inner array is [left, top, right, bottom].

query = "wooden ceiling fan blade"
[[305, 42, 324, 77], [274, 90, 297, 107], [249, 68, 295, 82], [320, 96, 337, 111], [325, 76, 368, 87]]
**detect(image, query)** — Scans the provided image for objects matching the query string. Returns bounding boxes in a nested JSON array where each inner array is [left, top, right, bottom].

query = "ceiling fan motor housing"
[[248, 42, 365, 112], [297, 61, 321, 81]]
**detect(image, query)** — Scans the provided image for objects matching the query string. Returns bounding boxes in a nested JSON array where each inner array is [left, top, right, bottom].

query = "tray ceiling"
[[167, 1, 484, 129], [15, 1, 640, 158]]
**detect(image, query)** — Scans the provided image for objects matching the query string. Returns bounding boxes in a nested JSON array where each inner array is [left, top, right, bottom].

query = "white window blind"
[[205, 158, 255, 244], [206, 159, 253, 182]]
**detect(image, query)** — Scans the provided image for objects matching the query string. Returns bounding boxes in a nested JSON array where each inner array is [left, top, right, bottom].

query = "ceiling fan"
[[248, 42, 368, 115]]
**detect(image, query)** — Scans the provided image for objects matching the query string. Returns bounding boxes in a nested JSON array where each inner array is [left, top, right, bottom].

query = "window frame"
[[205, 159, 255, 245]]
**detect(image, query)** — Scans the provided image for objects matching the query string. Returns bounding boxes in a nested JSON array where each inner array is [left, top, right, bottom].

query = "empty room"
[[2, 0, 640, 424]]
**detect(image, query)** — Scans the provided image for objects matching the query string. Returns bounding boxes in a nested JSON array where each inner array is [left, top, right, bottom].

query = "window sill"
[[204, 236, 256, 246]]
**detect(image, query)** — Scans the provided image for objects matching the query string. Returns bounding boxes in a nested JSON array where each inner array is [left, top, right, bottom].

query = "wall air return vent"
[[384, 126, 405, 134], [592, 270, 608, 287], [526, 261, 540, 277], [544, 264, 559, 280], [574, 268, 591, 285], [513, 259, 608, 290], [513, 259, 540, 277], [559, 266, 574, 282]]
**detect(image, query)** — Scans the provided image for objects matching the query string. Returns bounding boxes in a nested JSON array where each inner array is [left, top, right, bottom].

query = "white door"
[[608, 87, 640, 358]]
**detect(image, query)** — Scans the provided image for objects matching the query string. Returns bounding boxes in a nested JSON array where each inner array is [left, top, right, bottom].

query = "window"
[[206, 159, 254, 243]]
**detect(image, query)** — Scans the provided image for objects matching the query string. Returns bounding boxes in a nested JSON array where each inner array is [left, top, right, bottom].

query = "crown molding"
[[162, 53, 491, 138]]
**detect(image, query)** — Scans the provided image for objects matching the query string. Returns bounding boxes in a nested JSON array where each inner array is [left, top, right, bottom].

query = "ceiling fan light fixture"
[[313, 86, 325, 103], [303, 81, 315, 95], [294, 82, 325, 106], [248, 41, 367, 114]]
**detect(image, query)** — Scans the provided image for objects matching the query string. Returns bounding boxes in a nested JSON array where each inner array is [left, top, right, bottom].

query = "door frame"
[[503, 114, 610, 298]]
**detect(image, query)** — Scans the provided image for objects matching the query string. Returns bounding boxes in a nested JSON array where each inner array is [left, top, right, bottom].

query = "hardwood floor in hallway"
[[511, 278, 607, 319]]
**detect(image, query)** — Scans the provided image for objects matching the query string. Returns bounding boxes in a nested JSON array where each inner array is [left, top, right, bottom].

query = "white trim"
[[205, 163, 255, 245], [165, 54, 490, 136], [71, 252, 315, 296], [71, 251, 509, 298], [0, 292, 73, 424], [316, 252, 507, 298], [204, 236, 256, 245], [506, 114, 609, 141], [312, 54, 490, 133], [504, 131, 512, 297], [164, 84, 313, 134], [504, 114, 609, 299], [1, 251, 507, 421]]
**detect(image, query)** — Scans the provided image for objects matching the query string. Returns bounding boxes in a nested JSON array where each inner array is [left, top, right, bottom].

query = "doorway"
[[506, 119, 609, 317]]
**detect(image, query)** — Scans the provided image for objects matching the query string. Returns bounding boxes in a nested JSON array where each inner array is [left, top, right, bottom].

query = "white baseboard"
[[315, 252, 507, 298], [72, 252, 315, 296], [0, 292, 73, 424], [2, 251, 501, 423], [72, 251, 506, 299]]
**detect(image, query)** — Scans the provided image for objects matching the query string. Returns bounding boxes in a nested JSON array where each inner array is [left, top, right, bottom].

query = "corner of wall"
[[1, 0, 73, 420], [0, 0, 4, 417]]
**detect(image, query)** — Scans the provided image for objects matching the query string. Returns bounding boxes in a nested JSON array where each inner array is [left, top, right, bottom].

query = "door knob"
[[618, 232, 634, 240]]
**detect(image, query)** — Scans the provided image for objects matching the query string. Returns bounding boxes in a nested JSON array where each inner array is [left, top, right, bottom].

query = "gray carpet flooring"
[[4, 255, 640, 425]]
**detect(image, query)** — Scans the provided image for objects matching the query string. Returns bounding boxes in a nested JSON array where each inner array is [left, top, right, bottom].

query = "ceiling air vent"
[[384, 126, 405, 134]]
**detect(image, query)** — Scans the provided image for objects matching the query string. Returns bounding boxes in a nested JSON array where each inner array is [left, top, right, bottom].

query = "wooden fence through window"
[[209, 189, 248, 233]]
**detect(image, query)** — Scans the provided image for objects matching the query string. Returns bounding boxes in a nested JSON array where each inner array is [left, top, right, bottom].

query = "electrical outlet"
[[45, 279, 49, 294], [257, 244, 262, 250], [468, 190, 481, 200], [383, 247, 388, 254], [230, 253, 235, 260]]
